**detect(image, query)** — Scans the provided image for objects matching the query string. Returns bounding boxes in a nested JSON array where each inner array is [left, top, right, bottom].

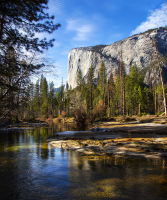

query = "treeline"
[[23, 58, 167, 121], [71, 62, 167, 119], [21, 76, 70, 120], [2, 59, 167, 123]]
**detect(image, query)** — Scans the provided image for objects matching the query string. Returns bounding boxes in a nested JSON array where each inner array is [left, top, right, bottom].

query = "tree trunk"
[[139, 104, 141, 117], [155, 84, 157, 115], [108, 80, 111, 117], [153, 39, 167, 116]]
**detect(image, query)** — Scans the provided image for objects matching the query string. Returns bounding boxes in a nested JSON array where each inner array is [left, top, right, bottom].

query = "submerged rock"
[[91, 128, 110, 132]]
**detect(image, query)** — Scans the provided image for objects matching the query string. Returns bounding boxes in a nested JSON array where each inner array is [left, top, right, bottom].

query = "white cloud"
[[66, 19, 94, 41], [48, 0, 64, 16], [131, 3, 167, 35]]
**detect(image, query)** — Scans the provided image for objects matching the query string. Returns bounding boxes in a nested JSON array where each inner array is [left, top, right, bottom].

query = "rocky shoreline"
[[0, 122, 49, 133], [49, 123, 167, 159]]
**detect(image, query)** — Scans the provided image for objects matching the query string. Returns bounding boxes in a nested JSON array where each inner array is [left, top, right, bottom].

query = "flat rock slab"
[[100, 123, 167, 134], [49, 135, 167, 159], [49, 122, 167, 159], [53, 131, 121, 139]]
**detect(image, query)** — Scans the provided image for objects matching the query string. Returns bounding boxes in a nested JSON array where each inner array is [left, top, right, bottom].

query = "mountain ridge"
[[65, 27, 167, 90]]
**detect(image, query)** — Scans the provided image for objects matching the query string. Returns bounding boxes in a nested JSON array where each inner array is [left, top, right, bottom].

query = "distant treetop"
[[90, 45, 107, 53]]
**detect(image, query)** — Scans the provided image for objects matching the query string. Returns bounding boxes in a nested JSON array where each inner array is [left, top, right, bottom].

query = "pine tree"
[[125, 64, 144, 115], [99, 61, 107, 103], [76, 69, 82, 90], [34, 80, 40, 116], [79, 79, 86, 107], [0, 0, 60, 121], [88, 65, 94, 111], [59, 78, 64, 113], [115, 76, 121, 116], [48, 81, 54, 115], [42, 77, 48, 99], [108, 72, 115, 117], [39, 76, 48, 117]]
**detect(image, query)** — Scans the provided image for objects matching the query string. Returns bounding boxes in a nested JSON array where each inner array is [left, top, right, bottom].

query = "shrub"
[[61, 110, 67, 118], [66, 114, 72, 117], [73, 106, 87, 125], [86, 111, 97, 124], [95, 100, 107, 119]]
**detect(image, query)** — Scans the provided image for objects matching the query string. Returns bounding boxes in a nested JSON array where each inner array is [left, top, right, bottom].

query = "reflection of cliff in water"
[[67, 151, 167, 199]]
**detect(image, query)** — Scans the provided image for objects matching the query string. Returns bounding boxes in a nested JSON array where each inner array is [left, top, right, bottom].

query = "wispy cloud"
[[66, 19, 94, 41], [131, 3, 167, 35], [48, 0, 64, 16]]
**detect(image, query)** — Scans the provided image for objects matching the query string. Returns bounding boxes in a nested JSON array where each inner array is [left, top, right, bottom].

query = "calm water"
[[0, 122, 167, 200]]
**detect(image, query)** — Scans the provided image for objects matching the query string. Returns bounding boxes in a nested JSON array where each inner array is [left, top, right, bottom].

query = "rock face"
[[65, 28, 167, 90]]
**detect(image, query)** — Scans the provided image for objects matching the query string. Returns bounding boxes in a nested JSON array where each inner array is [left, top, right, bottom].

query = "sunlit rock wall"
[[65, 29, 167, 90]]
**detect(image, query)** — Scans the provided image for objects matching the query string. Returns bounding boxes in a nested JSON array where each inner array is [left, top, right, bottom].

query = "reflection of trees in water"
[[67, 152, 167, 199], [73, 123, 87, 131], [52, 121, 75, 132], [52, 119, 87, 132], [28, 122, 75, 159]]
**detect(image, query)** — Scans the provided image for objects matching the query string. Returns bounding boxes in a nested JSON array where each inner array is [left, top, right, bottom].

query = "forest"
[[0, 1, 167, 124], [4, 55, 166, 124]]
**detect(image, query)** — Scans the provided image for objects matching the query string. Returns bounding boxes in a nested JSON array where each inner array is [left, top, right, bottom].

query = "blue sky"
[[37, 0, 167, 88]]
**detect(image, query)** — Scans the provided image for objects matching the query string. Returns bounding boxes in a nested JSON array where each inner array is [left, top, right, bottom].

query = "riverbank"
[[49, 117, 167, 159], [49, 136, 167, 159], [0, 121, 49, 133]]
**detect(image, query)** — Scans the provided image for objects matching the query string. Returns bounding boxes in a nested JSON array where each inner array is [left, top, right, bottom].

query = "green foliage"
[[53, 114, 58, 118], [91, 45, 107, 53], [76, 69, 83, 90], [98, 61, 107, 103], [125, 64, 145, 115], [87, 65, 95, 111], [41, 100, 48, 116], [0, 0, 60, 122]]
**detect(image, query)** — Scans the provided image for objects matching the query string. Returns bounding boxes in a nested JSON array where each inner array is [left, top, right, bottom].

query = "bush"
[[66, 114, 72, 117], [61, 110, 67, 118], [73, 106, 87, 125], [141, 113, 150, 116], [86, 111, 97, 124], [95, 100, 107, 119]]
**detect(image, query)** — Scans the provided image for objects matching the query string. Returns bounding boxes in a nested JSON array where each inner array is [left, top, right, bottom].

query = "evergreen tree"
[[76, 69, 82, 90], [79, 79, 87, 107], [39, 75, 48, 117], [125, 64, 144, 115], [99, 61, 107, 103], [48, 81, 54, 115], [40, 74, 44, 97], [114, 76, 121, 116], [0, 0, 60, 121], [108, 72, 115, 117], [88, 65, 94, 111], [34, 80, 40, 116], [42, 77, 48, 99]]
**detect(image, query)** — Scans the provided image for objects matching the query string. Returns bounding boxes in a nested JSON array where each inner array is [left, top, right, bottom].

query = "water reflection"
[[0, 122, 167, 199], [67, 153, 167, 199]]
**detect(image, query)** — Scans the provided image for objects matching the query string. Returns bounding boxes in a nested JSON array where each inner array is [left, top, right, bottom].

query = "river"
[[0, 122, 167, 199]]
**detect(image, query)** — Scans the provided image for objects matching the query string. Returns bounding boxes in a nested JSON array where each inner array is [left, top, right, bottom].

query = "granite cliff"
[[65, 28, 167, 90]]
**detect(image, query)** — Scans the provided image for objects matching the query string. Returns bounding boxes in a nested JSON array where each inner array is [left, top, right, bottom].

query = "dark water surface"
[[0, 122, 167, 200]]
